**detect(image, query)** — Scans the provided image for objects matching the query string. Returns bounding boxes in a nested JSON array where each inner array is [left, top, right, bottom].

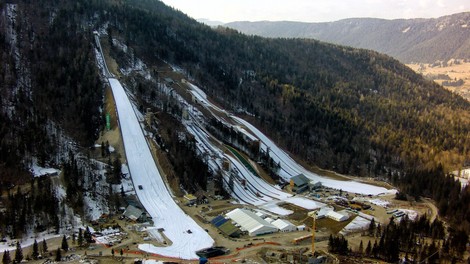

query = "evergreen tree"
[[32, 239, 39, 260], [358, 240, 364, 256], [328, 234, 333, 252], [61, 235, 69, 251], [111, 248, 114, 256], [41, 239, 48, 253], [368, 218, 376, 236], [84, 226, 92, 243], [72, 233, 76, 245], [55, 248, 61, 262], [2, 250, 11, 264], [372, 240, 378, 258], [120, 248, 123, 257], [376, 223, 381, 237], [101, 141, 105, 157], [78, 228, 83, 247], [365, 240, 372, 256], [14, 242, 22, 263]]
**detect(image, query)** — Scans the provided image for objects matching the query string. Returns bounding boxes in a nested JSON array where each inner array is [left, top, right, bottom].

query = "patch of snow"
[[259, 203, 293, 216], [112, 38, 128, 53], [30, 160, 60, 177], [84, 195, 107, 221], [368, 199, 390, 208], [340, 216, 372, 235], [0, 233, 61, 252], [94, 48, 109, 77], [398, 209, 418, 221], [143, 260, 164, 264], [402, 26, 411, 33]]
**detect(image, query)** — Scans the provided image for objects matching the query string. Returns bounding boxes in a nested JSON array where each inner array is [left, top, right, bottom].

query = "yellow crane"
[[307, 210, 319, 255]]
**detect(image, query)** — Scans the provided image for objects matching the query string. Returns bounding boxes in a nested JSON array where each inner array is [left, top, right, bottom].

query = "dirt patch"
[[95, 86, 126, 164]]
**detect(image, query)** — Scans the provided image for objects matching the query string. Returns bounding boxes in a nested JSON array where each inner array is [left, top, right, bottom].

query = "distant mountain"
[[226, 12, 470, 63], [197, 18, 224, 27]]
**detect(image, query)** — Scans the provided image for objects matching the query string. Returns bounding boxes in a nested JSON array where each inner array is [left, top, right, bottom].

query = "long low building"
[[327, 211, 349, 222], [272, 219, 296, 232], [226, 208, 278, 236]]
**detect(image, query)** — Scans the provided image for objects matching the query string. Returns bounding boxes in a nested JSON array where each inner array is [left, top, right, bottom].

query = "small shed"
[[184, 194, 197, 204], [123, 205, 143, 221], [272, 219, 296, 232], [326, 211, 349, 222]]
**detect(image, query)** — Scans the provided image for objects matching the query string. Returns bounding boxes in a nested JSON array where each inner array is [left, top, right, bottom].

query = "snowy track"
[[188, 79, 394, 195], [231, 116, 395, 195], [109, 78, 213, 259]]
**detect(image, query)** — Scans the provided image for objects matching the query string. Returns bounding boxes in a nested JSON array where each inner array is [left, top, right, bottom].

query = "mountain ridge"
[[225, 12, 470, 63]]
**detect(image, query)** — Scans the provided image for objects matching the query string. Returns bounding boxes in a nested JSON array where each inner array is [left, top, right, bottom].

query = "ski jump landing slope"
[[108, 78, 214, 259]]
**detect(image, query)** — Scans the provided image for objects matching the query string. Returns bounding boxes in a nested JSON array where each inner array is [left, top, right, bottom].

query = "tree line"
[[330, 215, 468, 263]]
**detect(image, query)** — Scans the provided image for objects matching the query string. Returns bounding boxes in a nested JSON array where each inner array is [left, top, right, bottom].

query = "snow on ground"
[[94, 48, 108, 77], [340, 216, 372, 235], [183, 79, 396, 196], [0, 233, 61, 252], [398, 209, 418, 221], [231, 115, 396, 196], [368, 199, 390, 208], [143, 260, 164, 264], [29, 158, 60, 177], [259, 202, 293, 216], [84, 194, 106, 221], [109, 78, 213, 259]]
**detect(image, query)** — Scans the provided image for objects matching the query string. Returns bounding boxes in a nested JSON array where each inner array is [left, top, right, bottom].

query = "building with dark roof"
[[290, 174, 310, 193]]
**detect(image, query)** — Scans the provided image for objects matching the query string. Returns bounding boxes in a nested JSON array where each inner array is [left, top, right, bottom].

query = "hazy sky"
[[160, 0, 469, 23]]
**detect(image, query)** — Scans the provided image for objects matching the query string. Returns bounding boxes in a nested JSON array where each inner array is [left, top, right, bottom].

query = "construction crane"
[[307, 210, 319, 255]]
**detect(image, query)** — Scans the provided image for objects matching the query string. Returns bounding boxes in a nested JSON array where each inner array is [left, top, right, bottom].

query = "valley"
[[24, 33, 432, 263], [1, 0, 470, 263], [407, 61, 470, 101]]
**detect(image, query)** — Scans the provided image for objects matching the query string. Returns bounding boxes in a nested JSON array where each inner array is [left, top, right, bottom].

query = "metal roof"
[[291, 174, 310, 186], [123, 205, 143, 221], [272, 219, 296, 231], [226, 208, 278, 236]]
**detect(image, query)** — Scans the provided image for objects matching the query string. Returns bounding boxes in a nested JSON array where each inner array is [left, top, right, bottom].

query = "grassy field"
[[407, 61, 470, 101]]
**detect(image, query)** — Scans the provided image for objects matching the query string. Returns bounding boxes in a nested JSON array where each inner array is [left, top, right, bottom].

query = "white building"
[[272, 219, 296, 232], [326, 211, 349, 222], [226, 208, 278, 236]]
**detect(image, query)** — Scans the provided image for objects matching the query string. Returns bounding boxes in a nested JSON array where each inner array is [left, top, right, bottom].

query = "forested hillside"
[[226, 12, 470, 63], [2, 0, 470, 179], [0, 0, 102, 181], [87, 0, 470, 177], [0, 0, 103, 235], [1, 0, 470, 235]]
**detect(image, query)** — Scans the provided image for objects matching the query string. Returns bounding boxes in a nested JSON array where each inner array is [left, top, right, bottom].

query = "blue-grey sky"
[[161, 0, 469, 23]]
